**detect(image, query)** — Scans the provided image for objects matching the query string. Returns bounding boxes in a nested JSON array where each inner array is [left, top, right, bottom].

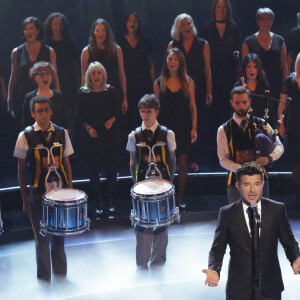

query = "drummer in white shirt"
[[13, 95, 73, 281], [126, 94, 176, 268]]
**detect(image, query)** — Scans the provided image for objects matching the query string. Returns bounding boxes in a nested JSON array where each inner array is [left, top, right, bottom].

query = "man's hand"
[[292, 257, 300, 274], [278, 123, 285, 138], [202, 269, 220, 287], [255, 156, 270, 166]]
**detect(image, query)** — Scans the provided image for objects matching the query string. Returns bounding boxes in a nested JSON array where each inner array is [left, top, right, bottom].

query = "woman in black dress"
[[242, 8, 288, 110], [81, 18, 127, 114], [44, 12, 80, 139], [234, 53, 270, 120], [279, 52, 300, 209], [154, 48, 197, 209], [199, 0, 241, 125], [168, 13, 212, 171], [119, 12, 154, 131], [7, 17, 59, 121], [77, 62, 120, 216], [22, 61, 67, 129]]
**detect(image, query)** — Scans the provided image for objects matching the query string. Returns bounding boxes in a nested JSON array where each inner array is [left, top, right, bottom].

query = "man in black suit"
[[202, 162, 300, 299]]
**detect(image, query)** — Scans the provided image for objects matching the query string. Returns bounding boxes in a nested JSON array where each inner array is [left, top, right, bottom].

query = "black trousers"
[[29, 189, 67, 280]]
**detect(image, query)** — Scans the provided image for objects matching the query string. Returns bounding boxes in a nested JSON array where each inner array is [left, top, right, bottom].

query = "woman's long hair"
[[242, 53, 268, 86], [211, 0, 233, 22], [89, 18, 116, 58], [160, 48, 190, 97], [44, 12, 75, 42], [123, 12, 143, 38]]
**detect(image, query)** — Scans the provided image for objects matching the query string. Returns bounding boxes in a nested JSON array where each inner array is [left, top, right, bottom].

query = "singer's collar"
[[233, 113, 250, 126], [142, 121, 158, 133], [242, 198, 261, 206], [215, 20, 227, 24]]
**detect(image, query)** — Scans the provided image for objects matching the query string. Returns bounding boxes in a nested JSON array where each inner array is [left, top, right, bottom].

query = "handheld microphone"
[[251, 203, 261, 227]]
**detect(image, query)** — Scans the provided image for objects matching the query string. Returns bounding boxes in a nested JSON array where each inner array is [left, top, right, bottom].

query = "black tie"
[[143, 129, 153, 142], [241, 119, 248, 132], [247, 207, 258, 280], [39, 130, 53, 143]]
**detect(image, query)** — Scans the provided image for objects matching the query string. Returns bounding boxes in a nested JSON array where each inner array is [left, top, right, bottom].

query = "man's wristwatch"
[[268, 155, 273, 163]]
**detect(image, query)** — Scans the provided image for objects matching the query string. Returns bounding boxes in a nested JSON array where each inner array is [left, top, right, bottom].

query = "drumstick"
[[29, 215, 39, 246]]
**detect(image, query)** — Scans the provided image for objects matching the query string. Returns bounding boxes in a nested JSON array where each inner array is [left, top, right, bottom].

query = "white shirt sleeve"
[[217, 125, 241, 172], [167, 130, 176, 152], [126, 131, 136, 152], [265, 124, 284, 161], [13, 129, 74, 159], [63, 130, 74, 157], [13, 132, 29, 159]]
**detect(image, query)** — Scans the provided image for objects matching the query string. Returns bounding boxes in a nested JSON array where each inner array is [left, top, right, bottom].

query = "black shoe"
[[108, 195, 116, 214], [96, 194, 106, 216], [179, 203, 187, 212], [109, 206, 117, 213], [96, 208, 107, 217]]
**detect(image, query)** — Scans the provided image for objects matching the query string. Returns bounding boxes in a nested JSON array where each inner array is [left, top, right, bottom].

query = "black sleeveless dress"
[[118, 36, 153, 130], [156, 77, 191, 156], [15, 42, 50, 118], [46, 39, 78, 105], [88, 46, 122, 97], [244, 34, 284, 100], [172, 37, 206, 107], [281, 73, 300, 164]]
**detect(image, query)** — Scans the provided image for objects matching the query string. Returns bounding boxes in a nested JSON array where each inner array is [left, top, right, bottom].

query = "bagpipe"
[[233, 51, 292, 157]]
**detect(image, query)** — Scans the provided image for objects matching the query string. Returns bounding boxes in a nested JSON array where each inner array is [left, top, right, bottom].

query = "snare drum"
[[40, 189, 90, 236], [130, 179, 179, 228]]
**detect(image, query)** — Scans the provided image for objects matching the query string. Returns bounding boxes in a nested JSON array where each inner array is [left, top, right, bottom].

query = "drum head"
[[44, 189, 86, 201], [132, 179, 172, 195]]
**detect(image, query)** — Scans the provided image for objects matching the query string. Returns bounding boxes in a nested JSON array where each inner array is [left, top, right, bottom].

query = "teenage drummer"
[[126, 94, 176, 268], [13, 95, 73, 281]]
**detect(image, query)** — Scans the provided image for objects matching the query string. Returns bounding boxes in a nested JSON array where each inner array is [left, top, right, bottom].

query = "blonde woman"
[[77, 62, 120, 216], [81, 18, 127, 114], [168, 13, 212, 171]]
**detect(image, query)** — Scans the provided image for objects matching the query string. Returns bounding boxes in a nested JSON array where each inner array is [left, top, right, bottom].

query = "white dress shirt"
[[126, 121, 176, 152], [13, 122, 74, 159], [242, 200, 262, 236], [217, 113, 284, 172]]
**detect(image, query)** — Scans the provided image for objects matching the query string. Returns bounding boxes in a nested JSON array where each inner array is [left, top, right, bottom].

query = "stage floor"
[[0, 212, 300, 300]]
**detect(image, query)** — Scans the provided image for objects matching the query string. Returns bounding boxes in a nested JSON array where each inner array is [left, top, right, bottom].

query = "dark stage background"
[[0, 0, 299, 188]]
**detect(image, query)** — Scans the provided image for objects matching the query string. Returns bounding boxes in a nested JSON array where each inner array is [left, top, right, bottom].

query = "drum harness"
[[130, 143, 180, 226], [34, 143, 63, 193]]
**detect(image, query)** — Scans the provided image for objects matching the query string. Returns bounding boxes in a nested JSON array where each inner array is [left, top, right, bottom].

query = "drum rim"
[[135, 215, 177, 228], [42, 198, 87, 207], [43, 188, 87, 204], [131, 179, 174, 196]]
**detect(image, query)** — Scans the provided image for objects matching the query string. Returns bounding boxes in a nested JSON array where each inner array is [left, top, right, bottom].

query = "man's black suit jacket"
[[208, 198, 300, 298]]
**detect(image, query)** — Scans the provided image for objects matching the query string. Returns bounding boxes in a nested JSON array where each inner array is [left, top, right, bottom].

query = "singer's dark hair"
[[138, 94, 160, 111], [236, 162, 264, 183], [230, 86, 250, 100]]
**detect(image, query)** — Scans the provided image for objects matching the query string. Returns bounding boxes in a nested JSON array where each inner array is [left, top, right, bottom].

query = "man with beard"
[[217, 86, 283, 203]]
